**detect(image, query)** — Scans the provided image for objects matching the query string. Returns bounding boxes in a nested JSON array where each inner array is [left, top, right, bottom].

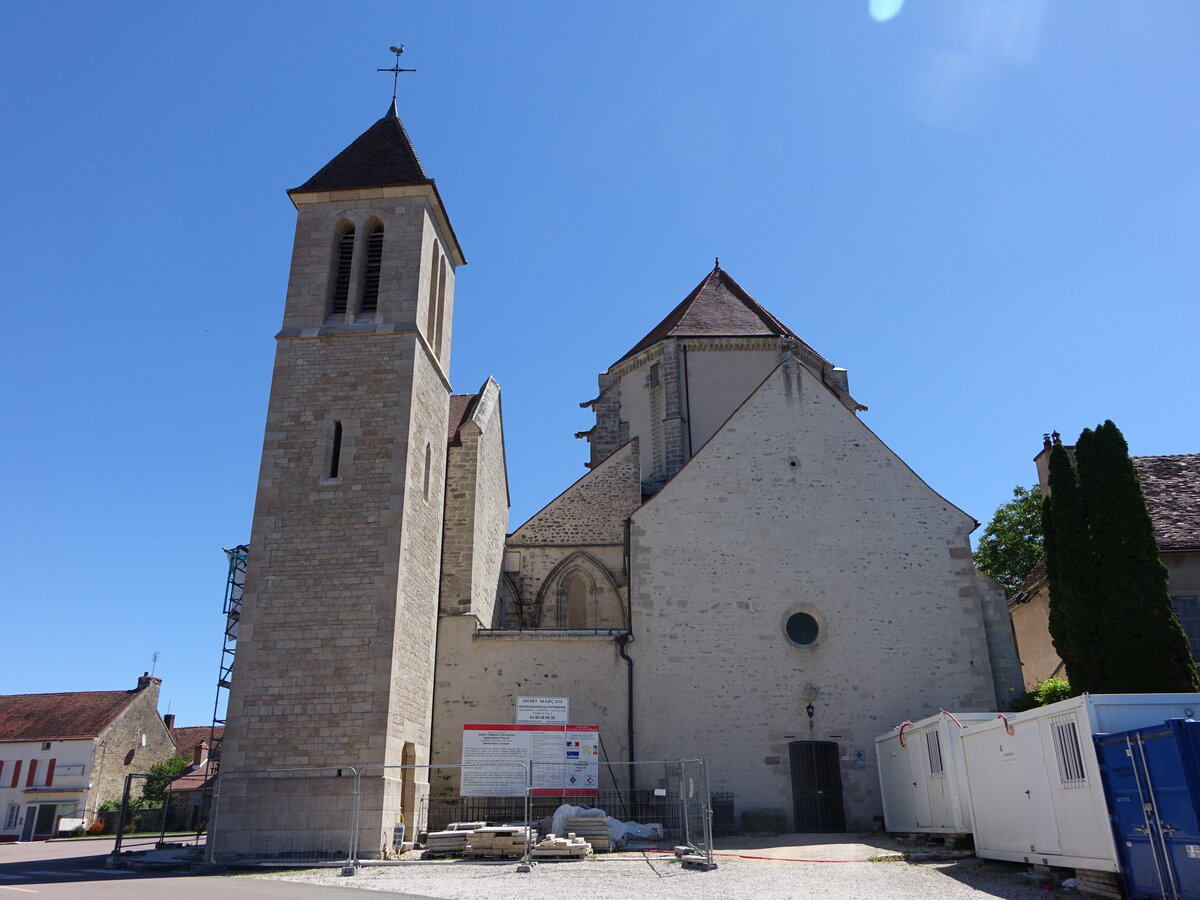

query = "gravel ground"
[[250, 853, 1069, 899]]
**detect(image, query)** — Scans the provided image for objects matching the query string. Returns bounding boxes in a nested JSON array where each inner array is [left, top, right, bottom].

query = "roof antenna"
[[378, 45, 417, 104], [150, 650, 160, 677]]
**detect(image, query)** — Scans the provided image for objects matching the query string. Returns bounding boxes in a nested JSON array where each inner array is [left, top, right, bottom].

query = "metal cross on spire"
[[377, 45, 416, 103]]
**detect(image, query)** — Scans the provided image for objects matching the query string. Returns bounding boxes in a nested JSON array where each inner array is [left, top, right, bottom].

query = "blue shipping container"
[[1095, 719, 1200, 899]]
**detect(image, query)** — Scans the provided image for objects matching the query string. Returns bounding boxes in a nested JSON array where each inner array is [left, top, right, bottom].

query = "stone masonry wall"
[[629, 358, 1001, 830], [440, 378, 508, 624], [430, 615, 630, 798], [222, 331, 419, 773], [389, 344, 451, 769], [91, 677, 175, 810], [585, 372, 622, 468]]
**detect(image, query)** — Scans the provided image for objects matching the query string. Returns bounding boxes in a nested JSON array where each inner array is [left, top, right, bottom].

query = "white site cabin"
[[960, 693, 1200, 872], [875, 711, 996, 835]]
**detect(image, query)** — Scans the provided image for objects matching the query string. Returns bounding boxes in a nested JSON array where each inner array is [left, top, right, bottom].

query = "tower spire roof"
[[615, 264, 807, 364], [290, 105, 429, 195]]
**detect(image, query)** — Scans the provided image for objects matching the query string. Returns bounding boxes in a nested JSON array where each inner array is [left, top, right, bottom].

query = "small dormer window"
[[359, 224, 383, 314], [330, 226, 355, 316]]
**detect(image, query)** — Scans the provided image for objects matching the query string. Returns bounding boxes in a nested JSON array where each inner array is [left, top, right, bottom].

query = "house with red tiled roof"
[[0, 673, 174, 841], [1010, 449, 1200, 689]]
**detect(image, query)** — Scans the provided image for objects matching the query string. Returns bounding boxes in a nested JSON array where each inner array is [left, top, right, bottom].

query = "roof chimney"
[[194, 741, 209, 769], [163, 713, 175, 730]]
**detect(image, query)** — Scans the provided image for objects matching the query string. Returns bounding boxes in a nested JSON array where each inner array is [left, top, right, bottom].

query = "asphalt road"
[[0, 837, 438, 899]]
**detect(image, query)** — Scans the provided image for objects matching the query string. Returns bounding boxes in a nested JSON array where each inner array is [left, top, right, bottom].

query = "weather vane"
[[378, 45, 417, 103]]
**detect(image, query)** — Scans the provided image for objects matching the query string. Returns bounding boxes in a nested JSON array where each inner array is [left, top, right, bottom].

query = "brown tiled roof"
[[1134, 454, 1200, 551], [1012, 555, 1048, 604], [166, 769, 214, 793], [1011, 453, 1199, 601], [169, 725, 222, 754], [0, 690, 142, 742], [291, 101, 429, 194], [447, 393, 479, 446], [616, 266, 804, 364]]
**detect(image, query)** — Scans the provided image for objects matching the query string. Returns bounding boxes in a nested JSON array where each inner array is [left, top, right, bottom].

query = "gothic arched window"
[[560, 570, 591, 628]]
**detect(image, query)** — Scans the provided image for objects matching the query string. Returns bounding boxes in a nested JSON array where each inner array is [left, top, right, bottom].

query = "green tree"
[[1043, 421, 1198, 694], [1076, 421, 1197, 692], [140, 754, 190, 806], [1044, 443, 1103, 692], [974, 485, 1044, 597]]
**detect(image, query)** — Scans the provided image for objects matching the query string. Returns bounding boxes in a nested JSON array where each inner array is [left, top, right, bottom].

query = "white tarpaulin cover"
[[549, 804, 664, 845]]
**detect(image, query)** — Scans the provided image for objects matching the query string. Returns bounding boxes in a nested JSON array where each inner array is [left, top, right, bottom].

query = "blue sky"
[[2, 1, 1197, 727]]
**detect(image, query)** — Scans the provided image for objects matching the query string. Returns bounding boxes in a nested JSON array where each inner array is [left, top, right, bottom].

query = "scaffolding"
[[207, 544, 247, 774]]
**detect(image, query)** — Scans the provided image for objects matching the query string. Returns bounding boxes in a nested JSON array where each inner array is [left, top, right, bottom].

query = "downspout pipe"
[[620, 517, 636, 792], [681, 344, 693, 459]]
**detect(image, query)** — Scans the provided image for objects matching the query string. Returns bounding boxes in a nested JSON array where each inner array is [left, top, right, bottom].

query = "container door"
[[1099, 729, 1190, 897], [910, 734, 932, 828], [877, 737, 918, 831], [1143, 721, 1200, 899], [922, 727, 952, 828], [1161, 720, 1200, 899], [1019, 720, 1062, 855], [788, 741, 845, 833]]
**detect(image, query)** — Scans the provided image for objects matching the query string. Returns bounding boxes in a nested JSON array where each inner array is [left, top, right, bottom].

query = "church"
[[215, 98, 1021, 858]]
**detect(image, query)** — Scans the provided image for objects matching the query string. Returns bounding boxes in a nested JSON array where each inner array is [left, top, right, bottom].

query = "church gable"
[[509, 439, 642, 546], [643, 356, 974, 535], [627, 357, 1006, 828]]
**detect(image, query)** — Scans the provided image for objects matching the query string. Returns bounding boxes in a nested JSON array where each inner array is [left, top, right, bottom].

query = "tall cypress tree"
[[1074, 421, 1198, 692], [1043, 443, 1106, 693]]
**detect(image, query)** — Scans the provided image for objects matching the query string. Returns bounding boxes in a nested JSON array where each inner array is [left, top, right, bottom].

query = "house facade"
[[0, 674, 174, 841]]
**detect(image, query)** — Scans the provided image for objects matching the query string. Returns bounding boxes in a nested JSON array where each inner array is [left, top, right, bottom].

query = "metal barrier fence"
[[206, 758, 714, 870], [107, 773, 208, 865]]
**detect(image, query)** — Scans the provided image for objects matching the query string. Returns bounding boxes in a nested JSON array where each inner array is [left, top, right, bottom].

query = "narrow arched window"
[[433, 256, 447, 356], [359, 224, 383, 314], [329, 421, 343, 479], [425, 241, 440, 343], [423, 442, 432, 500], [330, 226, 355, 316]]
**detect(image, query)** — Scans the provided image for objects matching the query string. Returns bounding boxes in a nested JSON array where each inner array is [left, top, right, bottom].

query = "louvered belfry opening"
[[360, 226, 384, 313], [330, 227, 355, 316]]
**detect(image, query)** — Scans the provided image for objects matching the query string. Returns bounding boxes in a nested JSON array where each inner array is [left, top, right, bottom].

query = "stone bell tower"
[[215, 99, 465, 859]]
